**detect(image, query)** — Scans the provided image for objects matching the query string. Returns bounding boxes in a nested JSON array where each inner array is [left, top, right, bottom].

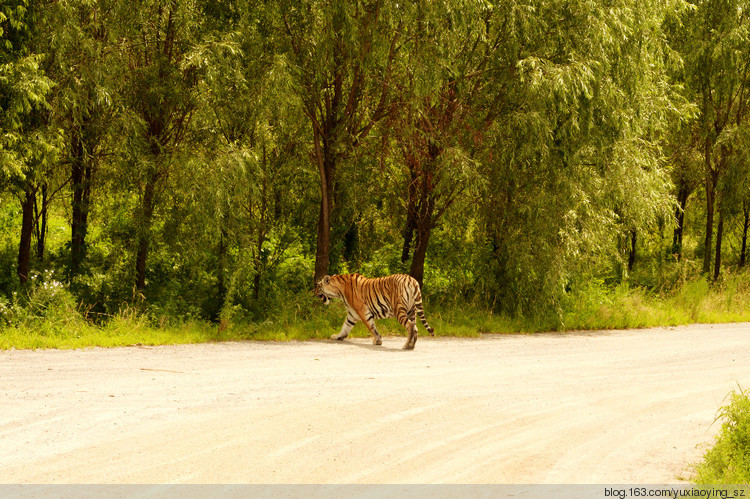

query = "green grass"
[[3, 273, 750, 349], [562, 275, 750, 331], [0, 316, 227, 350], [693, 388, 750, 485], [0, 298, 515, 349]]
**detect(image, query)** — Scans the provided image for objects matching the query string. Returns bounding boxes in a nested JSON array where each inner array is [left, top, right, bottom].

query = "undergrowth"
[[561, 272, 750, 331], [2, 269, 750, 349], [693, 388, 750, 485]]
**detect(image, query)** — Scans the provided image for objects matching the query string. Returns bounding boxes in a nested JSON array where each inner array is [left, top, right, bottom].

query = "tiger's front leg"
[[332, 313, 357, 341], [362, 312, 382, 346]]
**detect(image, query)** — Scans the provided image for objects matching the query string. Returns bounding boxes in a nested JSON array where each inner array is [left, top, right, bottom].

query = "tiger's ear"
[[322, 275, 331, 285]]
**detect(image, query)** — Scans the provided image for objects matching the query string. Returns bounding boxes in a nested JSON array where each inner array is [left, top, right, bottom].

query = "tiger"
[[314, 273, 434, 350]]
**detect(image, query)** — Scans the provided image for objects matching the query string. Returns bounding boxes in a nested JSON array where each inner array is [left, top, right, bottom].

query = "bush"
[[7, 270, 89, 332], [694, 388, 750, 485]]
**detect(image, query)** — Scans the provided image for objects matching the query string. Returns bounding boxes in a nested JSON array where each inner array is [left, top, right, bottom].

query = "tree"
[[668, 125, 702, 261], [185, 1, 311, 317], [676, 0, 750, 278], [479, 0, 681, 317], [116, 0, 204, 291], [35, 0, 119, 278], [1, 0, 57, 285], [390, 0, 493, 285], [277, 0, 399, 282]]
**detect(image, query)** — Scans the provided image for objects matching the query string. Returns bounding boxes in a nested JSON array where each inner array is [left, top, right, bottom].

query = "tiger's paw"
[[331, 334, 347, 341], [372, 337, 382, 346], [402, 342, 415, 350]]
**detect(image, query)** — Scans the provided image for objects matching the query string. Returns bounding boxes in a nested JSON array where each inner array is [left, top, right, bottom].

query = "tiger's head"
[[314, 275, 339, 305]]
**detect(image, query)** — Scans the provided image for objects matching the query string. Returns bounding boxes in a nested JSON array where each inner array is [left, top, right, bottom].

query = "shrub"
[[694, 388, 750, 485], [9, 270, 88, 332]]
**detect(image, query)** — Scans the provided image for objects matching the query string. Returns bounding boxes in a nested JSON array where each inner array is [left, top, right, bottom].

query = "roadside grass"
[[0, 316, 225, 350], [562, 275, 750, 331], [693, 387, 750, 485], [2, 273, 750, 349], [0, 298, 517, 349]]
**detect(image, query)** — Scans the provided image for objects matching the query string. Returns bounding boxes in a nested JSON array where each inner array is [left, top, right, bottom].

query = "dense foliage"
[[2, 0, 750, 328]]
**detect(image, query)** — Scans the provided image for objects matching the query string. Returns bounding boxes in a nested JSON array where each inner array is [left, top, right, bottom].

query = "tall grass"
[[0, 273, 232, 349], [693, 388, 750, 485], [3, 270, 750, 349], [561, 273, 750, 331]]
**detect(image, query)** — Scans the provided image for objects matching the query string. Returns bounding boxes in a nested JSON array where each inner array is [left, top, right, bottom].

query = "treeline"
[[1, 0, 750, 324]]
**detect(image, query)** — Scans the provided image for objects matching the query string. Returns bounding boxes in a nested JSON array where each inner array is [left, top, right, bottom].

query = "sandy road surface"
[[2, 323, 750, 484]]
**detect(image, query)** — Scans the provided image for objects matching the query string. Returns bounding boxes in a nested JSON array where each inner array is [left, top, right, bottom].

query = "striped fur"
[[315, 273, 434, 350]]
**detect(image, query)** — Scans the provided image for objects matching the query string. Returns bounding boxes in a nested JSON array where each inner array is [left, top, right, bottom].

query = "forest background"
[[3, 0, 750, 347]]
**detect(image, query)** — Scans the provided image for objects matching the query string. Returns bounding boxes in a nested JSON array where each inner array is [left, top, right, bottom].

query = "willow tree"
[[667, 123, 702, 261], [674, 0, 750, 279], [478, 0, 683, 318], [1, 0, 57, 285], [43, 0, 117, 277], [189, 1, 309, 316], [276, 0, 400, 282], [115, 0, 204, 291], [389, 0, 494, 285]]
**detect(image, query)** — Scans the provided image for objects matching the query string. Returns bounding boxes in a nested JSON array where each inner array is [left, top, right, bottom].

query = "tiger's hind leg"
[[397, 305, 418, 350]]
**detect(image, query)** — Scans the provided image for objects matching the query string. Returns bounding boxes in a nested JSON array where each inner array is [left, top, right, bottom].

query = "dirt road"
[[2, 323, 750, 484]]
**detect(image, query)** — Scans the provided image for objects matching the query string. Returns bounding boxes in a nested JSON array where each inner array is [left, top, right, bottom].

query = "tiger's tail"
[[415, 299, 434, 336]]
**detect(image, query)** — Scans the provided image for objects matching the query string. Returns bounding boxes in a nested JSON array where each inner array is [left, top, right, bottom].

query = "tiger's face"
[[314, 275, 338, 305]]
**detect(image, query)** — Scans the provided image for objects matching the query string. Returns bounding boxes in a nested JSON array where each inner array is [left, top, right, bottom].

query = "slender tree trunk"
[[313, 126, 334, 283], [703, 165, 717, 275], [71, 131, 93, 277], [672, 185, 690, 260], [135, 176, 158, 291], [627, 229, 637, 272], [409, 165, 436, 287], [216, 226, 228, 317], [253, 269, 263, 301], [703, 188, 714, 274], [314, 184, 331, 283], [18, 187, 35, 285], [254, 150, 268, 300], [714, 211, 724, 281], [401, 166, 418, 264], [34, 183, 48, 260], [740, 204, 749, 268]]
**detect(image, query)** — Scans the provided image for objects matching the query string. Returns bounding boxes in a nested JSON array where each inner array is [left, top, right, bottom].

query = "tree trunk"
[[254, 151, 268, 300], [401, 167, 418, 264], [314, 187, 331, 283], [627, 229, 637, 272], [18, 187, 35, 286], [714, 211, 724, 282], [342, 222, 359, 264], [740, 204, 749, 268], [34, 183, 48, 260], [409, 165, 436, 287], [313, 126, 334, 283], [71, 131, 94, 277], [135, 176, 158, 291], [409, 221, 432, 287], [672, 185, 690, 261], [216, 226, 228, 317], [401, 216, 415, 264], [703, 166, 717, 275]]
